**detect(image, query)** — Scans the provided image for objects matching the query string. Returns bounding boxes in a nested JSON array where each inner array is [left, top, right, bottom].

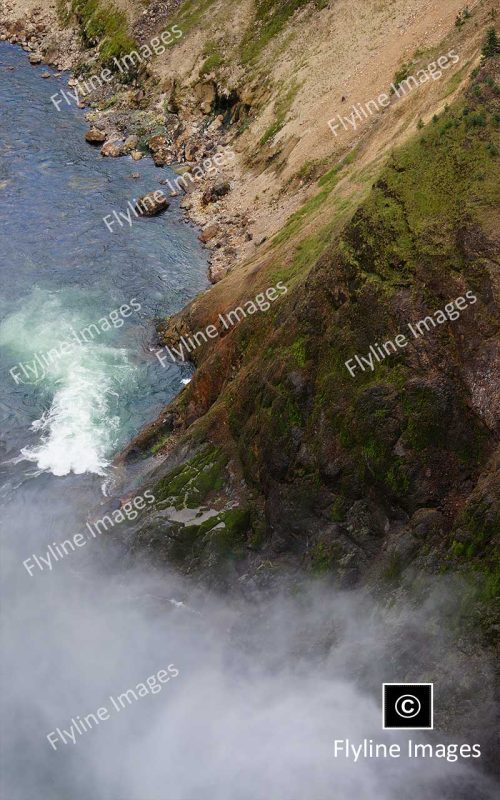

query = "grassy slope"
[[59, 0, 137, 64]]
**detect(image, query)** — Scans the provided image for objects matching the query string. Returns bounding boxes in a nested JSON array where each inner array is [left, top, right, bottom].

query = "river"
[[0, 40, 497, 800]]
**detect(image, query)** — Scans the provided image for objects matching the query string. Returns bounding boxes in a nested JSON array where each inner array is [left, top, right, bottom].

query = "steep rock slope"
[[125, 49, 499, 622]]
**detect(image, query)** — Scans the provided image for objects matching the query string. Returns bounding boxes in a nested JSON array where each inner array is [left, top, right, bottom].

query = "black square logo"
[[383, 683, 433, 729]]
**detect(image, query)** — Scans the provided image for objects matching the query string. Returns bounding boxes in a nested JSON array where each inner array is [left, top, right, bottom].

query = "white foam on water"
[[20, 360, 124, 476], [0, 288, 138, 477]]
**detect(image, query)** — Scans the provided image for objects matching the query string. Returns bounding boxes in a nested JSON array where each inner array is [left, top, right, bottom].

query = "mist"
[[1, 468, 497, 800]]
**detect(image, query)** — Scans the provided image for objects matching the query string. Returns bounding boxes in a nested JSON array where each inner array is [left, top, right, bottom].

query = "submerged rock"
[[135, 191, 169, 217]]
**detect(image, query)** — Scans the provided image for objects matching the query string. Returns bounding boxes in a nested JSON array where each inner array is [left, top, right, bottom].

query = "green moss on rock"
[[153, 446, 228, 510]]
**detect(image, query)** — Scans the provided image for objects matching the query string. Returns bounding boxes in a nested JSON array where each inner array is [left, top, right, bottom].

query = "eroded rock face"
[[193, 81, 216, 113], [135, 191, 169, 216], [85, 127, 106, 144]]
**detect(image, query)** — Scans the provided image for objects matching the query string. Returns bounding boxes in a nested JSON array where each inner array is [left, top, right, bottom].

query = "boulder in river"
[[28, 53, 42, 64], [135, 191, 169, 217], [101, 139, 125, 157], [85, 127, 106, 144]]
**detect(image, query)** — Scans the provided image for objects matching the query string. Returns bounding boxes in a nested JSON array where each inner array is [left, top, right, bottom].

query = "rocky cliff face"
[[2, 0, 498, 654], [127, 52, 499, 621]]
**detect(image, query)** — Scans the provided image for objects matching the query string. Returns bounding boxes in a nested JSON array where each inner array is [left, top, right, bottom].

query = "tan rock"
[[148, 135, 168, 153], [153, 148, 174, 167], [122, 135, 139, 153], [101, 139, 124, 157], [199, 224, 220, 244], [131, 150, 143, 161], [193, 81, 216, 110], [85, 127, 106, 144]]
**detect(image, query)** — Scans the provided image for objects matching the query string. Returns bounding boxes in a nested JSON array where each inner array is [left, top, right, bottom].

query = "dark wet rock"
[[135, 191, 169, 217]]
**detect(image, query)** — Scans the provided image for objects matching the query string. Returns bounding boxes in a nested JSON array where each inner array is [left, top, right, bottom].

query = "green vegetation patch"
[[482, 26, 499, 59], [401, 385, 446, 451], [392, 61, 413, 92], [200, 39, 224, 76], [167, 0, 218, 39], [152, 446, 228, 510], [310, 540, 339, 573], [165, 506, 251, 565], [449, 493, 499, 625], [343, 86, 499, 287], [71, 0, 137, 64], [241, 0, 327, 64], [273, 155, 353, 247], [260, 80, 301, 145], [455, 5, 472, 29]]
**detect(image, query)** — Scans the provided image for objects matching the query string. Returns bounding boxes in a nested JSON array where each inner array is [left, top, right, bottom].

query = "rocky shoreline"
[[0, 3, 253, 284]]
